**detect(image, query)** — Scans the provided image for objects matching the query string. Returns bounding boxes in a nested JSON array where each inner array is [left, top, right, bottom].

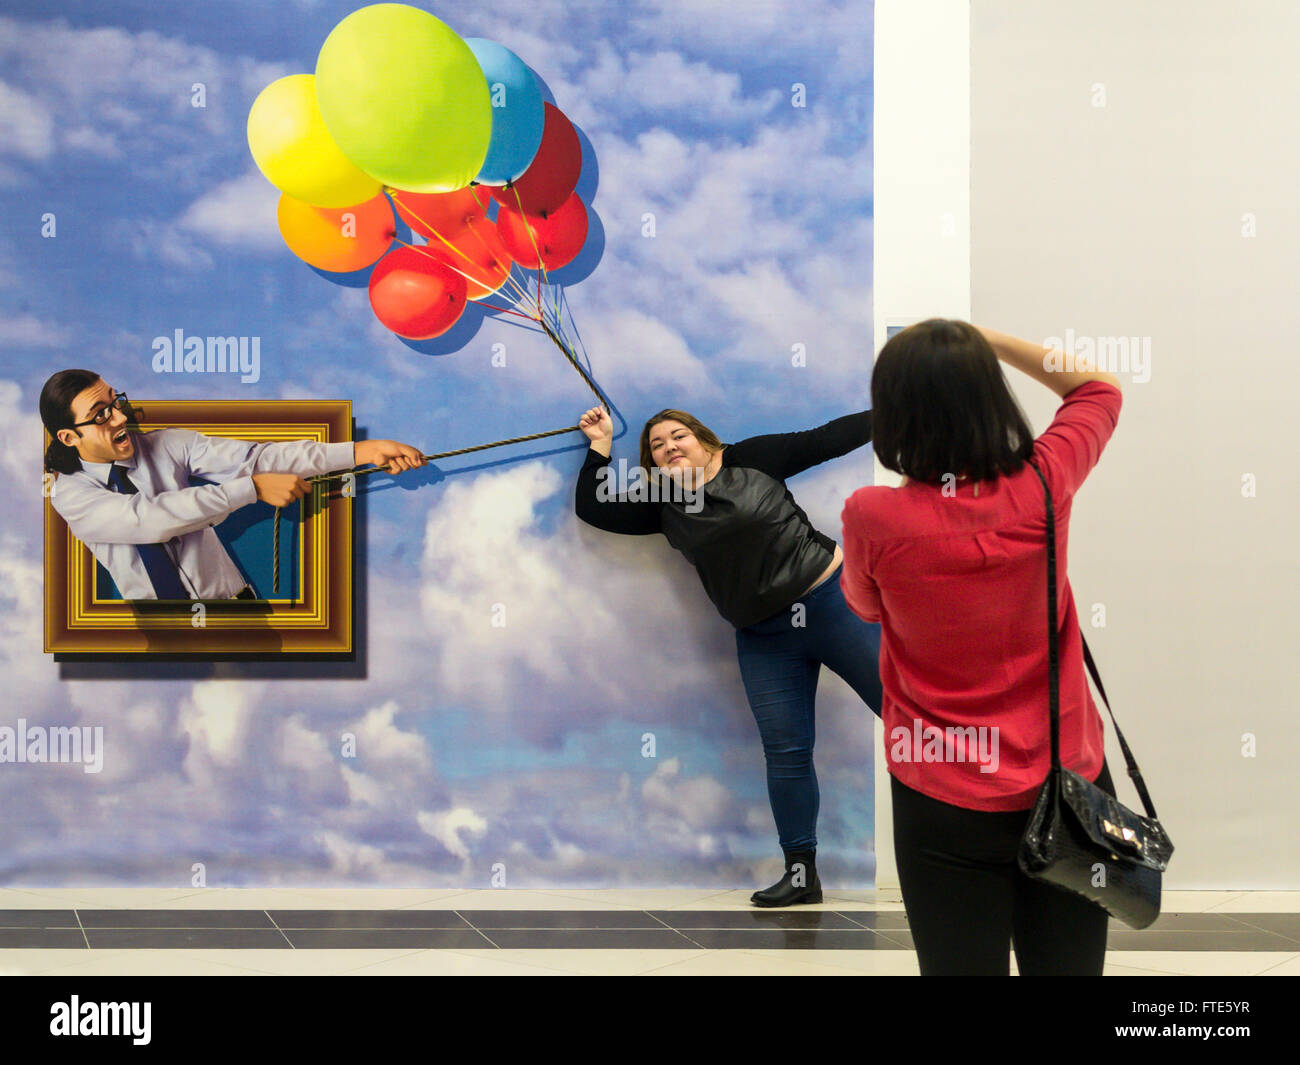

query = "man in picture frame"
[[41, 368, 424, 601]]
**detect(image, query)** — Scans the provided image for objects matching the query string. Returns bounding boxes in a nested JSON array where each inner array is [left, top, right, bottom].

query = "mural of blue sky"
[[0, 0, 875, 887]]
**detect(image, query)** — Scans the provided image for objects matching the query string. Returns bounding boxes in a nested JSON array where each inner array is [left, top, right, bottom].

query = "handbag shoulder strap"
[[1026, 458, 1159, 820]]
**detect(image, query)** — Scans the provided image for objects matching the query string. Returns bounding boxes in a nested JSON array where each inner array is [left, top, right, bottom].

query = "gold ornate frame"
[[43, 399, 353, 655]]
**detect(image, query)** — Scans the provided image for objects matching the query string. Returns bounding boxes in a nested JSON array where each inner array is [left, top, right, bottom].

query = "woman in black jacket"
[[574, 404, 882, 906]]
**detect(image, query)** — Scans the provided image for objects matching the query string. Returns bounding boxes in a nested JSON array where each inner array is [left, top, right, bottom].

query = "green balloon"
[[315, 4, 491, 193]]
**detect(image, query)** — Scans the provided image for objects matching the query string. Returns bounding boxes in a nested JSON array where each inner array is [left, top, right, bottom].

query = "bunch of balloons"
[[246, 3, 592, 343]]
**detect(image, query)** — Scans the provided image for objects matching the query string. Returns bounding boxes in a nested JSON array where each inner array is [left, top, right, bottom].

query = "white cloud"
[[642, 756, 733, 831], [313, 829, 388, 876], [180, 680, 261, 772], [0, 16, 293, 218], [61, 125, 122, 158], [176, 170, 281, 251], [350, 700, 432, 773], [0, 16, 287, 122], [417, 458, 731, 735], [629, 0, 870, 64], [418, 806, 489, 860], [577, 47, 782, 126], [112, 216, 213, 271], [0, 79, 53, 159], [278, 713, 335, 774], [0, 315, 73, 348], [577, 307, 719, 397]]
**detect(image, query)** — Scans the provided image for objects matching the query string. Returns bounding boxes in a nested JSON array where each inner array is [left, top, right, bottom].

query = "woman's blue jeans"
[[734, 563, 883, 854]]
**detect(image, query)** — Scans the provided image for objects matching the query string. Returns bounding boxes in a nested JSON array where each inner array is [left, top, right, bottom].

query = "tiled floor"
[[0, 888, 1295, 976]]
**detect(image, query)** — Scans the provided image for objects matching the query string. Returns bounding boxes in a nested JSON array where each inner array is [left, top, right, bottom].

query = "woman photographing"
[[841, 320, 1124, 974]]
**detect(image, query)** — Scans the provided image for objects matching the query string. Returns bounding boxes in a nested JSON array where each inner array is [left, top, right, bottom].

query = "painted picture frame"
[[43, 399, 354, 655]]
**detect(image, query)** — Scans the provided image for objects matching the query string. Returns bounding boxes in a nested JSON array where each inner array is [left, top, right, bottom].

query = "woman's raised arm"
[[574, 407, 662, 535], [977, 326, 1121, 397]]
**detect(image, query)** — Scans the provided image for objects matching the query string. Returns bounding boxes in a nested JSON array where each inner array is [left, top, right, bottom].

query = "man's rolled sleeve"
[[51, 474, 247, 545], [181, 430, 355, 482]]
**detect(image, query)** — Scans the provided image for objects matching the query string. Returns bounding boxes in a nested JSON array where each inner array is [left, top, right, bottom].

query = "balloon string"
[[462, 185, 536, 311], [386, 189, 478, 270], [391, 238, 537, 323], [388, 189, 541, 320], [503, 184, 554, 312], [494, 184, 578, 353]]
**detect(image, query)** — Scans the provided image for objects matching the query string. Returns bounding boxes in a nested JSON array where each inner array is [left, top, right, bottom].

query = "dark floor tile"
[[873, 929, 916, 950], [650, 910, 861, 930], [837, 911, 912, 931], [1220, 914, 1300, 945], [1146, 912, 1256, 932], [267, 910, 473, 930], [460, 910, 666, 929], [83, 928, 288, 949], [283, 929, 493, 950], [0, 910, 79, 929], [1107, 929, 1296, 952], [483, 928, 696, 949], [0, 928, 87, 948], [77, 909, 276, 929], [680, 928, 897, 950]]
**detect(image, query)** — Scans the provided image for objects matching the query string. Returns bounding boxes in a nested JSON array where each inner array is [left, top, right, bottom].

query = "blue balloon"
[[464, 38, 545, 186]]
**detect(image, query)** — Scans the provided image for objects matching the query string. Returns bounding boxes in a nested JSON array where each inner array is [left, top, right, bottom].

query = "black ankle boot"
[[750, 850, 822, 907]]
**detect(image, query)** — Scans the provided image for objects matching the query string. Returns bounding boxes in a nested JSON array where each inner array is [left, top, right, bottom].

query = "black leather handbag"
[[1017, 459, 1174, 930]]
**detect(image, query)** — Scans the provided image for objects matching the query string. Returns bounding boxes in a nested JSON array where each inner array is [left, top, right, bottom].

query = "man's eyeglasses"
[[70, 392, 134, 429]]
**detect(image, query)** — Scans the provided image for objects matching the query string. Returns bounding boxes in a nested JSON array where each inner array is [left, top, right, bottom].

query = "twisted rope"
[[306, 322, 611, 486]]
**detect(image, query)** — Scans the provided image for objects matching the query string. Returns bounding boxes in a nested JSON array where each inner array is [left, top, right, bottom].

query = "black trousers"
[[891, 760, 1116, 976]]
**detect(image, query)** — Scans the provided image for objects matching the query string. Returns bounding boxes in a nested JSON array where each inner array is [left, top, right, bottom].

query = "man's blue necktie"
[[107, 464, 191, 600]]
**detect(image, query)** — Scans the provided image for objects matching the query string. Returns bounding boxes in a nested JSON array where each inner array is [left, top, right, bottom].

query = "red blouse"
[[840, 381, 1123, 811]]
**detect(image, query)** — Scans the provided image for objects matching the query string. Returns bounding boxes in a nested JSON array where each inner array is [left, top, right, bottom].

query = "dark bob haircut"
[[871, 319, 1034, 485], [40, 368, 100, 475]]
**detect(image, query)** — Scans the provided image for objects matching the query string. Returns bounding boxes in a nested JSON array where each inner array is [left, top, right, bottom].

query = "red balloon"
[[424, 217, 514, 300], [389, 187, 490, 240], [368, 245, 468, 339], [496, 193, 589, 272], [490, 103, 581, 216]]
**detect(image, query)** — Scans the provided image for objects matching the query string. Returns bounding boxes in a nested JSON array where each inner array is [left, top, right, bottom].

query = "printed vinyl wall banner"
[[3, 1, 876, 889]]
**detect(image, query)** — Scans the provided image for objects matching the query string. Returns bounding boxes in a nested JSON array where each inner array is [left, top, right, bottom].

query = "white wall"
[[874, 0, 1298, 888], [969, 0, 1299, 887], [872, 0, 971, 889]]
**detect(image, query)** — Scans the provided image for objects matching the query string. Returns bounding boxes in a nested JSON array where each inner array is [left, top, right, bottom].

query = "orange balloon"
[[422, 216, 513, 300], [277, 191, 396, 272]]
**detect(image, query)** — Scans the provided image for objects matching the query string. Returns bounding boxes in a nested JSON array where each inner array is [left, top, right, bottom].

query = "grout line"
[[1252, 951, 1300, 976], [871, 929, 914, 950], [431, 946, 622, 977], [396, 892, 474, 910], [633, 951, 715, 976], [454, 913, 502, 949], [644, 911, 707, 950], [336, 949, 451, 976], [263, 910, 295, 949], [1219, 914, 1300, 948], [1200, 892, 1249, 912]]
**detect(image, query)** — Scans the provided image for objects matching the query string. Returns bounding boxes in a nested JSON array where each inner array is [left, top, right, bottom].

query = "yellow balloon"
[[247, 74, 380, 208]]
